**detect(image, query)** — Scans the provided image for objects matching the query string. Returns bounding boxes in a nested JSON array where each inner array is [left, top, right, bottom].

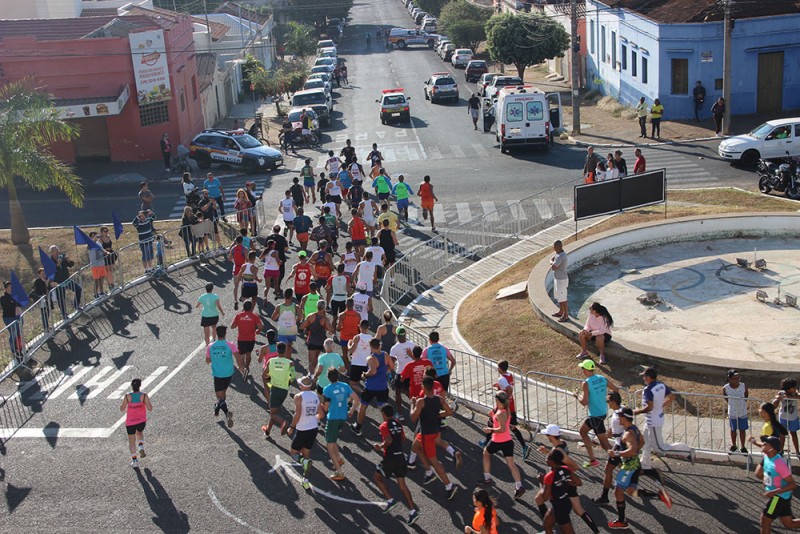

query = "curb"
[[566, 134, 723, 148]]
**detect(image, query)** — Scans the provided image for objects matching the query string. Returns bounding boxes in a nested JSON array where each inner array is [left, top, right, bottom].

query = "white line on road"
[[472, 144, 489, 158], [481, 201, 499, 222], [208, 487, 273, 534], [107, 366, 168, 400], [449, 145, 465, 159], [69, 365, 131, 400], [456, 202, 472, 223]]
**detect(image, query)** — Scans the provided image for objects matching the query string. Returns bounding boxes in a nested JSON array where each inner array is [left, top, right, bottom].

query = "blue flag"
[[9, 270, 29, 307], [112, 211, 124, 240], [39, 247, 57, 280], [74, 226, 101, 250]]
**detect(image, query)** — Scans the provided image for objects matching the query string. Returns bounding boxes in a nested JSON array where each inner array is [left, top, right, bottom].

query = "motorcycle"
[[757, 155, 800, 200]]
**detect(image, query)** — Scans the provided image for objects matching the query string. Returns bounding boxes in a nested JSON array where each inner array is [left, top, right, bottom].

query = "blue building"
[[584, 0, 800, 120]]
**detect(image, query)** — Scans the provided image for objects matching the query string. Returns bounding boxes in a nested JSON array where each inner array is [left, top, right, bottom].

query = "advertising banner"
[[129, 29, 172, 105]]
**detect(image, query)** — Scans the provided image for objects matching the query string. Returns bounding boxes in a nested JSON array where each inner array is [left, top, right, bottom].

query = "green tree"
[[415, 0, 449, 17], [439, 0, 492, 51], [283, 21, 317, 61], [485, 12, 570, 79], [283, 0, 353, 24], [0, 80, 83, 245]]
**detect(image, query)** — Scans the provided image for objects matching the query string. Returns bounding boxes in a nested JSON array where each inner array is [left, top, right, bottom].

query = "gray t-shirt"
[[552, 251, 568, 280]]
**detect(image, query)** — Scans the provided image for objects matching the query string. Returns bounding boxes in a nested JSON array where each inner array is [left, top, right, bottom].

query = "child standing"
[[722, 369, 749, 453]]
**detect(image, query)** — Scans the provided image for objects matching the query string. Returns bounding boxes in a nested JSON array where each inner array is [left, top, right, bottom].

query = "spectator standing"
[[244, 181, 259, 236], [182, 173, 197, 206], [582, 146, 601, 183], [50, 245, 82, 317], [160, 133, 171, 172], [650, 99, 664, 139], [233, 189, 252, 231], [87, 231, 107, 298], [468, 93, 481, 130], [97, 226, 117, 290], [31, 268, 55, 332], [198, 191, 222, 250], [692, 81, 706, 121], [139, 182, 155, 212], [132, 210, 157, 274], [550, 240, 569, 322], [722, 369, 749, 453], [635, 97, 647, 138], [0, 281, 23, 360], [712, 97, 725, 137], [180, 207, 197, 258], [203, 173, 225, 217], [614, 150, 627, 177], [774, 379, 800, 456], [633, 148, 646, 174]]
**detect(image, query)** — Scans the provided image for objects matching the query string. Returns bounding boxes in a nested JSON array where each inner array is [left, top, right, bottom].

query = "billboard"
[[574, 169, 666, 221], [129, 29, 172, 105]]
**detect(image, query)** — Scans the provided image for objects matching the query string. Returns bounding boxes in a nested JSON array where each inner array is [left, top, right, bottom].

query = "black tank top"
[[307, 314, 327, 345], [420, 395, 442, 435], [380, 323, 396, 352], [378, 228, 395, 252]]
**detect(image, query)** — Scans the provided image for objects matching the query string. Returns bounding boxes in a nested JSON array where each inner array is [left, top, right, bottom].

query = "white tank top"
[[353, 292, 370, 320], [331, 275, 348, 300], [329, 180, 342, 197], [280, 198, 295, 220], [350, 164, 362, 180], [361, 200, 376, 222], [263, 250, 279, 271], [327, 157, 340, 174], [296, 390, 320, 431], [241, 262, 258, 283], [344, 252, 358, 274], [277, 303, 297, 335], [357, 262, 375, 291], [351, 334, 372, 366]]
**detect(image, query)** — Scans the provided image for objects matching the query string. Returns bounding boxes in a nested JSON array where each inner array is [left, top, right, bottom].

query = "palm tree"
[[0, 79, 83, 245]]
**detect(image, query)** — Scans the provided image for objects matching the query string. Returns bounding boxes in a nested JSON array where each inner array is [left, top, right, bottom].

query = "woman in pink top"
[[120, 378, 153, 469], [480, 392, 525, 500], [577, 302, 614, 364]]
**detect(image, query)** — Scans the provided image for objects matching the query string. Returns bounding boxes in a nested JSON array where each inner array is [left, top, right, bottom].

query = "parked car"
[[465, 60, 488, 82], [718, 118, 800, 165], [318, 47, 338, 60], [286, 107, 320, 136], [313, 57, 337, 73], [424, 72, 459, 103], [308, 72, 333, 92], [317, 40, 336, 52], [414, 11, 428, 25], [291, 88, 332, 126], [476, 72, 499, 97], [389, 28, 439, 49], [439, 43, 456, 61], [435, 38, 452, 55], [303, 78, 331, 97], [451, 48, 474, 68], [310, 65, 332, 76], [484, 75, 523, 100], [189, 129, 283, 173]]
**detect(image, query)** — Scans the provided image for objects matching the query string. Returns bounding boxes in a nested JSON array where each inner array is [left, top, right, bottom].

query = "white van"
[[493, 85, 561, 154], [388, 28, 439, 49], [718, 118, 800, 164]]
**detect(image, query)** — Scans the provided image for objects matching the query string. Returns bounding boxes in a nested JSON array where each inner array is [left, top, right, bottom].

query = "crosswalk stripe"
[[384, 148, 397, 163], [428, 146, 443, 160], [407, 205, 418, 221], [473, 144, 489, 158], [433, 204, 446, 224], [108, 366, 169, 400], [481, 201, 499, 221], [507, 200, 526, 220], [456, 202, 472, 223], [408, 147, 420, 161], [533, 198, 553, 220], [559, 197, 573, 214], [450, 145, 465, 159]]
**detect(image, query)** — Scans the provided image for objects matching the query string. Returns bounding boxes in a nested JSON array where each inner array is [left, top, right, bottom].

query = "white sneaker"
[[130, 458, 140, 468]]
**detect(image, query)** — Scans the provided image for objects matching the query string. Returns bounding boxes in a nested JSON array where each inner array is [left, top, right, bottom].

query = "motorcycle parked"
[[757, 156, 800, 200]]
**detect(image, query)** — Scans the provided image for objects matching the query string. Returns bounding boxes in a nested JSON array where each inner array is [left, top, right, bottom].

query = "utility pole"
[[570, 0, 581, 134], [722, 0, 732, 135]]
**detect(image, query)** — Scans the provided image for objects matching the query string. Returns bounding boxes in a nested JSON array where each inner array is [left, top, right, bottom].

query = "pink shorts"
[[263, 269, 280, 280]]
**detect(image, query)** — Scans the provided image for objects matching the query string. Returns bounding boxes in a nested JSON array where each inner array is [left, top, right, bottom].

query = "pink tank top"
[[125, 392, 147, 426], [491, 409, 512, 443]]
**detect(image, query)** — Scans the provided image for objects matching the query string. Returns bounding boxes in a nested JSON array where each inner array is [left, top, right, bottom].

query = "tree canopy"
[[283, 21, 317, 61], [414, 0, 449, 17], [439, 0, 492, 51], [485, 12, 570, 79]]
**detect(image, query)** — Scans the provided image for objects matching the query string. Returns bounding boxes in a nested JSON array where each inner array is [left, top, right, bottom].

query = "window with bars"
[[139, 102, 169, 127]]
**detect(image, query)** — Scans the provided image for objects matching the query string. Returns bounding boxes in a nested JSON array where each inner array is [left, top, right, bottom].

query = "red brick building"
[[0, 13, 204, 162]]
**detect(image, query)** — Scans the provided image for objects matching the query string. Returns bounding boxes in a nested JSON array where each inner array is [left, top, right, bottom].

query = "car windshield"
[[435, 78, 455, 85], [484, 74, 497, 82], [455, 50, 471, 55], [497, 77, 522, 86], [315, 58, 335, 66], [293, 93, 326, 105], [305, 80, 324, 89], [310, 73, 330, 83], [749, 123, 774, 139], [232, 134, 261, 149], [383, 95, 406, 105]]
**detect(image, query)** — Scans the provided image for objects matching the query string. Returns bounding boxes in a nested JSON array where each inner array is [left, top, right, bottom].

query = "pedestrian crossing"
[[637, 150, 717, 187], [166, 174, 269, 219]]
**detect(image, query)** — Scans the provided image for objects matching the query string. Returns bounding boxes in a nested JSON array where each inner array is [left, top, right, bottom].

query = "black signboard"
[[574, 169, 666, 221]]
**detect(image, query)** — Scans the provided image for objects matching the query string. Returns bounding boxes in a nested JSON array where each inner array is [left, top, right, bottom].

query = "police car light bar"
[[382, 88, 404, 94]]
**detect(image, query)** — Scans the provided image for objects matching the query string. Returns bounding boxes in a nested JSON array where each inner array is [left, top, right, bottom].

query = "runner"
[[348, 209, 369, 258], [196, 283, 224, 346], [400, 346, 433, 416], [262, 341, 295, 437], [257, 329, 278, 394], [490, 360, 531, 458], [390, 326, 414, 421], [316, 172, 329, 205], [410, 376, 458, 500], [337, 298, 361, 366], [576, 359, 619, 467], [287, 250, 313, 304], [366, 237, 386, 284], [373, 405, 420, 525], [236, 251, 261, 310], [373, 169, 393, 208], [228, 235, 247, 310], [360, 191, 379, 238], [120, 378, 153, 468], [340, 139, 356, 168], [310, 242, 335, 300], [367, 143, 384, 169], [417, 175, 439, 232], [348, 320, 373, 394], [300, 158, 316, 204], [271, 289, 299, 357], [352, 281, 372, 320], [465, 489, 498, 534], [595, 391, 625, 505], [293, 207, 313, 252], [338, 166, 353, 207], [230, 300, 263, 382], [352, 338, 394, 435], [479, 391, 526, 500], [279, 190, 297, 244], [314, 339, 347, 398], [290, 176, 307, 209], [421, 331, 455, 392], [354, 253, 377, 298], [300, 300, 334, 374], [349, 179, 365, 215], [325, 172, 344, 212], [325, 150, 342, 178], [206, 326, 238, 428], [321, 368, 359, 481], [287, 376, 320, 490], [348, 156, 365, 184], [539, 448, 582, 534], [300, 281, 322, 320], [259, 241, 282, 302], [756, 436, 800, 533], [392, 175, 413, 225], [377, 203, 400, 233], [327, 264, 350, 331], [264, 227, 289, 289], [343, 242, 360, 278], [607, 407, 645, 530]]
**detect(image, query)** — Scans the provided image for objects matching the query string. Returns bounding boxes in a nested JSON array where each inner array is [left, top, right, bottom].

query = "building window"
[[180, 89, 186, 112], [192, 75, 198, 101], [0, 64, 4, 78], [590, 20, 595, 55], [715, 78, 723, 90], [671, 58, 689, 94], [139, 102, 169, 127], [631, 51, 638, 77], [621, 45, 627, 70], [611, 32, 617, 67], [601, 26, 606, 63], [642, 57, 648, 84]]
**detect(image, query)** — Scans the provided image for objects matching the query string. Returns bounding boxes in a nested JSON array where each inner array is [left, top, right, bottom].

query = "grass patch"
[[458, 188, 796, 401]]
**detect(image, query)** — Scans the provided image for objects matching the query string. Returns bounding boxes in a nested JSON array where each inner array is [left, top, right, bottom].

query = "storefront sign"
[[700, 51, 713, 63], [55, 85, 130, 119], [129, 29, 172, 105]]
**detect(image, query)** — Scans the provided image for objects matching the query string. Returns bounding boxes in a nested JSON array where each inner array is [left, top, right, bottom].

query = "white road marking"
[[4, 365, 59, 403], [408, 147, 420, 161], [355, 132, 368, 141], [481, 201, 499, 221], [376, 131, 385, 139], [409, 111, 428, 160], [559, 197, 573, 214], [107, 366, 168, 399], [533, 198, 553, 220], [395, 130, 408, 137], [472, 143, 489, 158], [428, 145, 443, 160], [433, 204, 446, 224], [456, 202, 472, 223], [383, 148, 396, 163], [48, 365, 93, 399], [508, 200, 526, 221], [449, 145, 465, 159], [69, 365, 131, 400], [335, 134, 347, 143], [208, 488, 273, 534]]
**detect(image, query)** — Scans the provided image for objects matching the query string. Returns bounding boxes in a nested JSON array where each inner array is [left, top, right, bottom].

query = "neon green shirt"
[[268, 357, 294, 390]]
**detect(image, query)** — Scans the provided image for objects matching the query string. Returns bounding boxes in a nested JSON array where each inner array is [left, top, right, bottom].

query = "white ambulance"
[[493, 85, 561, 154]]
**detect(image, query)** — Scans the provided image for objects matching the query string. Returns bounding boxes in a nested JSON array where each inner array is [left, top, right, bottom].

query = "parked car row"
[[289, 40, 346, 129]]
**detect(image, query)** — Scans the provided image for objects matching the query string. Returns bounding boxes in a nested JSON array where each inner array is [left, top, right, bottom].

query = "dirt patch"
[[457, 189, 797, 401]]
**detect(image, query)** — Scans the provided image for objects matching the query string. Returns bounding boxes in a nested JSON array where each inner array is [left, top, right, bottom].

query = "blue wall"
[[585, 0, 800, 120]]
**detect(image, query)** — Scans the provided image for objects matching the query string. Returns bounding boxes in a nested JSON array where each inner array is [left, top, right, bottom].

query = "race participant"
[[196, 283, 224, 346], [262, 342, 295, 437], [257, 329, 278, 393], [756, 436, 800, 533], [373, 405, 420, 525], [300, 300, 334, 374], [353, 252, 377, 298], [348, 209, 369, 258], [279, 190, 297, 244], [348, 156, 365, 184], [377, 203, 399, 232], [310, 241, 335, 299], [417, 175, 439, 232], [595, 392, 626, 505], [366, 237, 386, 283], [287, 376, 320, 490], [349, 179, 365, 214], [340, 139, 356, 168], [366, 143, 384, 169], [300, 158, 317, 204], [265, 225, 289, 288], [607, 406, 645, 530], [321, 206, 340, 253], [310, 216, 332, 251], [421, 331, 455, 392], [259, 241, 282, 301], [230, 300, 263, 382], [337, 298, 361, 366], [120, 378, 153, 468], [479, 392, 525, 500], [352, 338, 394, 435], [314, 338, 347, 398], [491, 360, 531, 458], [422, 367, 462, 463], [236, 251, 261, 310], [321, 368, 359, 480], [392, 175, 414, 225], [300, 281, 322, 320], [539, 448, 583, 534], [206, 325, 238, 428], [228, 235, 247, 310], [400, 346, 433, 411], [326, 264, 350, 331], [576, 359, 619, 467], [343, 241, 360, 278], [359, 191, 379, 238], [325, 173, 344, 211], [325, 150, 342, 178], [286, 250, 313, 303], [347, 319, 373, 395], [390, 326, 415, 421], [338, 167, 353, 206], [352, 281, 372, 321], [372, 168, 393, 208], [316, 172, 329, 204], [271, 288, 299, 356], [290, 176, 307, 208], [378, 219, 398, 280], [375, 310, 397, 354], [293, 207, 313, 252], [410, 376, 459, 500]]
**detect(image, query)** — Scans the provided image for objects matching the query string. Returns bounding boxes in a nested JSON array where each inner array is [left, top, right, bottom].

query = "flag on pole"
[[39, 247, 57, 280], [74, 226, 101, 250], [9, 270, 29, 307], [112, 211, 124, 240]]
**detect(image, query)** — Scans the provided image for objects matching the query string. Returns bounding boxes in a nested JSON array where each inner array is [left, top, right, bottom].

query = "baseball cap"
[[541, 424, 561, 437], [356, 281, 367, 291], [396, 326, 406, 335], [727, 369, 740, 378], [640, 367, 658, 379], [298, 250, 308, 258], [297, 375, 313, 388], [578, 359, 596, 371], [616, 407, 635, 420], [763, 436, 782, 451]]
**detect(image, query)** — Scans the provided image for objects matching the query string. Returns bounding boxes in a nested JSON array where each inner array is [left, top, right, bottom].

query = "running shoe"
[[455, 450, 463, 470], [513, 487, 527, 501], [729, 445, 738, 452], [583, 459, 600, 468], [477, 477, 495, 486], [213, 403, 220, 417], [262, 425, 270, 438], [242, 368, 249, 382], [593, 495, 610, 504], [234, 301, 239, 311], [302, 459, 312, 476], [130, 458, 140, 469], [446, 485, 458, 500], [384, 498, 399, 513], [280, 421, 289, 436], [741, 447, 749, 454], [440, 419, 448, 427], [138, 446, 146, 459], [608, 520, 629, 529], [350, 423, 362, 436], [301, 478, 311, 490], [658, 489, 673, 510], [406, 460, 416, 470], [407, 509, 420, 525], [226, 410, 234, 428], [522, 444, 532, 459], [599, 355, 607, 365], [423, 472, 437, 485], [397, 414, 404, 422], [330, 472, 346, 481]]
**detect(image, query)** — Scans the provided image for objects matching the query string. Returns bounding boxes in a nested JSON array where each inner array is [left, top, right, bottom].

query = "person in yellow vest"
[[650, 99, 664, 139]]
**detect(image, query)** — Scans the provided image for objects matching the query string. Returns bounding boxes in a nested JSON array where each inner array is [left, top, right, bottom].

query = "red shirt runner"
[[400, 358, 433, 399], [231, 311, 262, 342], [294, 263, 313, 295]]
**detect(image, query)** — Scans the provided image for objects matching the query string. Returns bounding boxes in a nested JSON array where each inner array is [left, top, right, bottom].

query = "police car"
[[377, 88, 411, 124], [424, 72, 458, 103], [189, 129, 283, 174]]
